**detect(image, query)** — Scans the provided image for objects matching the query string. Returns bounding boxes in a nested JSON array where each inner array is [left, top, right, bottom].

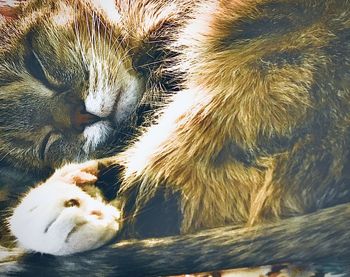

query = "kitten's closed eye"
[[25, 47, 65, 92], [9, 163, 120, 255]]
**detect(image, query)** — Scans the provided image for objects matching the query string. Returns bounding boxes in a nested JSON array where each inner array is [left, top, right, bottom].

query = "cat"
[[0, 0, 146, 218], [0, 0, 143, 171], [0, 0, 188, 234], [0, 0, 194, 172], [3, 0, 350, 276], [0, 0, 190, 273], [0, 1, 192, 254]]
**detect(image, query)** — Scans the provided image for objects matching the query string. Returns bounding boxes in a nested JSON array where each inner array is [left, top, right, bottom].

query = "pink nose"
[[90, 210, 104, 219], [71, 108, 99, 131]]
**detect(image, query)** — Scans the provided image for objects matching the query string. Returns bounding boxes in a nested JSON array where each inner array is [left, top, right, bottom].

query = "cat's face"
[[0, 0, 145, 170]]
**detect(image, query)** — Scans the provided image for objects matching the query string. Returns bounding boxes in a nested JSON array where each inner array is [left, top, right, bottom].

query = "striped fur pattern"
[[120, 0, 350, 233], [2, 0, 350, 276], [0, 0, 189, 170]]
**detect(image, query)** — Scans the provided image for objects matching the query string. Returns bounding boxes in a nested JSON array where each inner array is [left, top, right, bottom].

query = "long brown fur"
[[119, 0, 350, 233], [2, 0, 350, 276]]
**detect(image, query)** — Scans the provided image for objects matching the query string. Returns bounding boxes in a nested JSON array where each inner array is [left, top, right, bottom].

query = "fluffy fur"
[[3, 0, 350, 276], [0, 0, 189, 171], [9, 161, 120, 255], [119, 0, 350, 232], [0, 0, 190, 247], [113, 0, 350, 275], [0, 0, 188, 272]]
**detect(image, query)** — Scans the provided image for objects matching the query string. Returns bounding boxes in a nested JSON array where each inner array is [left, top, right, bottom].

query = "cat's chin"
[[82, 120, 114, 155], [9, 178, 120, 256]]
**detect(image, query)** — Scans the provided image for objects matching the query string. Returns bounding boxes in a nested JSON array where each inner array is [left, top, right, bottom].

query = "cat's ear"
[[0, 1, 23, 20], [130, 2, 187, 72]]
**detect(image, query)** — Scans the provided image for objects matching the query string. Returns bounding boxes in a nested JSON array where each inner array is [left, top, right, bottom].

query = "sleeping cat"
[[0, 0, 188, 230], [3, 0, 350, 276], [0, 0, 184, 268], [0, 0, 189, 272], [0, 0, 145, 170]]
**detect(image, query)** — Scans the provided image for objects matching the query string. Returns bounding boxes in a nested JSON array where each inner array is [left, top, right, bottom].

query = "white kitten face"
[[9, 181, 120, 256]]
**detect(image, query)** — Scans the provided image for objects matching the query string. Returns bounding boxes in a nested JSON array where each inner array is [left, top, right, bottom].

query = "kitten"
[[0, 0, 188, 240], [0, 0, 189, 174], [0, 0, 142, 171], [4, 0, 350, 276]]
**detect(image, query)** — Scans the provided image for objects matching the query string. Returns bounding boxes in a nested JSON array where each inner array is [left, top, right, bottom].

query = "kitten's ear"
[[130, 2, 189, 72], [0, 1, 23, 20]]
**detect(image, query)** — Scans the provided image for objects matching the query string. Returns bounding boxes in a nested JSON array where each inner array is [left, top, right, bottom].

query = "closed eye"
[[25, 48, 49, 85], [24, 34, 66, 92]]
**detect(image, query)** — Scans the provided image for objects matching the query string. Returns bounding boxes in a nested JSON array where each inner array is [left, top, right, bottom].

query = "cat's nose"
[[71, 108, 100, 132], [50, 95, 100, 132]]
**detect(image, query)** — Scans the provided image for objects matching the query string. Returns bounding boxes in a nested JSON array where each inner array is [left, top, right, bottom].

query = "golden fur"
[[116, 0, 350, 235], [3, 0, 350, 275]]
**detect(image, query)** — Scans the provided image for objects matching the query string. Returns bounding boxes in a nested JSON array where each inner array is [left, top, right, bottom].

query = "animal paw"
[[49, 160, 100, 186], [9, 161, 120, 255]]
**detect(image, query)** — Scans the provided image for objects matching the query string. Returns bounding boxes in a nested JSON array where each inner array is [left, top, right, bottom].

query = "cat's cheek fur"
[[9, 182, 120, 255]]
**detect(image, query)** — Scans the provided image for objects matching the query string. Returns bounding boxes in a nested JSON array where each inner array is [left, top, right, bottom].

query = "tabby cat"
[[3, 0, 350, 276], [0, 0, 186, 269], [0, 0, 190, 171]]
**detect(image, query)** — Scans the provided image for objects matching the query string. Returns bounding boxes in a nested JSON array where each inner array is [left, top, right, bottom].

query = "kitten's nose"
[[71, 107, 100, 132], [51, 96, 100, 132]]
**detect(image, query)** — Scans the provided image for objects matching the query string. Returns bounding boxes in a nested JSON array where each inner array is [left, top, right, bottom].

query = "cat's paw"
[[49, 160, 100, 186], [9, 162, 120, 256]]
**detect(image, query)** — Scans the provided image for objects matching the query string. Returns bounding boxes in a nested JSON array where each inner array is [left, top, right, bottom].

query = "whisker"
[[0, 148, 16, 163]]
